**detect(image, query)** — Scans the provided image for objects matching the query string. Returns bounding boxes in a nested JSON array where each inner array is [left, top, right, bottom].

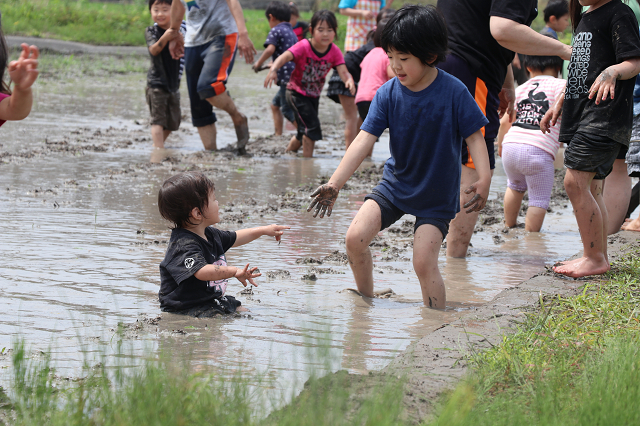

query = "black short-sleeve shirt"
[[159, 227, 236, 311], [145, 22, 186, 93], [437, 0, 538, 90], [560, 0, 640, 145]]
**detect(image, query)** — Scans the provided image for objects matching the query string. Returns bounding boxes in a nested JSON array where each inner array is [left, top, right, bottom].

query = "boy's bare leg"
[[554, 170, 610, 277], [524, 207, 546, 232], [163, 129, 171, 142], [413, 224, 445, 309], [302, 135, 315, 158], [206, 90, 248, 148], [345, 200, 383, 298], [603, 159, 631, 235], [447, 165, 491, 257], [339, 94, 359, 150], [197, 123, 217, 151], [286, 135, 301, 152], [271, 104, 284, 136], [503, 187, 524, 228], [151, 125, 166, 149]]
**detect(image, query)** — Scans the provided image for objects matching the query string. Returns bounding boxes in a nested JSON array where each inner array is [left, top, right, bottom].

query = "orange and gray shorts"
[[439, 53, 499, 170], [184, 33, 238, 127]]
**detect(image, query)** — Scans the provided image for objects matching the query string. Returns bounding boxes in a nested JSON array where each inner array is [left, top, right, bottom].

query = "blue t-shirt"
[[360, 70, 489, 219], [264, 22, 297, 86]]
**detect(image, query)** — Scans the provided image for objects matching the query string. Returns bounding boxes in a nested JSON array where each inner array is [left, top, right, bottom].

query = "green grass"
[[427, 250, 640, 426]]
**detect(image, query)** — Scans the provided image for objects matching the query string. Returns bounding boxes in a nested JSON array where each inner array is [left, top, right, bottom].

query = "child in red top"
[[0, 20, 39, 128], [265, 10, 355, 157]]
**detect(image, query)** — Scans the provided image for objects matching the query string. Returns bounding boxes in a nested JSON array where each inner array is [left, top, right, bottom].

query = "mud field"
[[0, 46, 605, 410]]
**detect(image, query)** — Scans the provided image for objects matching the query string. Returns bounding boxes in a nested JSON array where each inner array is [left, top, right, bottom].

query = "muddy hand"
[[589, 67, 619, 105], [235, 263, 261, 287], [308, 184, 339, 218], [463, 184, 487, 213]]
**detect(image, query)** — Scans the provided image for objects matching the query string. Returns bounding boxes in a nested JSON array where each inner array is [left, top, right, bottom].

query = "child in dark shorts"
[[145, 0, 186, 149], [252, 1, 298, 136], [306, 6, 491, 309], [541, 0, 640, 278], [157, 172, 289, 317], [265, 10, 355, 157]]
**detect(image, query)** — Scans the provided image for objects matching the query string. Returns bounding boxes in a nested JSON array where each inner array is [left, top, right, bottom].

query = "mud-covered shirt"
[[437, 0, 538, 90], [159, 227, 236, 311], [145, 22, 187, 93], [560, 0, 640, 145], [182, 0, 237, 48]]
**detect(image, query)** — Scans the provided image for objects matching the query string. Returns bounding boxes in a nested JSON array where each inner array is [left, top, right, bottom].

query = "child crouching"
[[158, 172, 289, 316]]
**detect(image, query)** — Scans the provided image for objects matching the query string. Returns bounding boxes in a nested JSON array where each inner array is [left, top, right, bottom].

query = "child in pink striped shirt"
[[497, 52, 565, 232]]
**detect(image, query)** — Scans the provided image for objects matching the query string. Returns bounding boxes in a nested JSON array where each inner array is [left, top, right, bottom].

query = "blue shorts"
[[364, 189, 450, 240], [272, 84, 296, 124], [185, 33, 238, 127]]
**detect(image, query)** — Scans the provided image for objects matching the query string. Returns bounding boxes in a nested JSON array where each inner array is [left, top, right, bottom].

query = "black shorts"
[[617, 144, 628, 159], [286, 89, 322, 142], [356, 101, 371, 122], [162, 295, 241, 317], [564, 131, 623, 180], [326, 69, 354, 104], [364, 189, 450, 240]]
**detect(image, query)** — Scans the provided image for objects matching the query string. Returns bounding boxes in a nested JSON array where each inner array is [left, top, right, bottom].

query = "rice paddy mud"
[[2, 38, 638, 422]]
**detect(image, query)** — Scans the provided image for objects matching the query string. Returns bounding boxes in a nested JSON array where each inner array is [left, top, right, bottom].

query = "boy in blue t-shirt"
[[252, 1, 298, 135], [307, 5, 491, 309]]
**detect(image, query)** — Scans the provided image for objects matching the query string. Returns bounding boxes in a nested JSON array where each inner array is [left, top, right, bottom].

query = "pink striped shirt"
[[503, 76, 566, 159]]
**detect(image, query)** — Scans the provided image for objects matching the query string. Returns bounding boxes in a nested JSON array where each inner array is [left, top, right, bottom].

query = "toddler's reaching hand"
[[235, 263, 261, 287]]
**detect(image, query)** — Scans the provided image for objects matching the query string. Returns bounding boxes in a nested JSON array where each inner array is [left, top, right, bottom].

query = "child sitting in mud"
[[252, 1, 298, 136], [0, 13, 39, 128], [264, 10, 355, 157], [145, 0, 186, 149], [306, 5, 491, 309], [157, 172, 289, 316], [497, 49, 565, 232]]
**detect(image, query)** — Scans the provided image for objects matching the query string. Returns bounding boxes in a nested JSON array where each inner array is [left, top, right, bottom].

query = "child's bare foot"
[[553, 256, 610, 278], [554, 256, 585, 267], [286, 136, 301, 152], [621, 217, 640, 232]]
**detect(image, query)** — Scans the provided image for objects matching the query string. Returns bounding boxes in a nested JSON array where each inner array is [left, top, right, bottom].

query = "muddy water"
[[0, 56, 582, 400]]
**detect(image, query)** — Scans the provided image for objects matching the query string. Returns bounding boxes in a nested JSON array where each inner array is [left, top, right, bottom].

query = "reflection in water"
[[0, 64, 582, 404]]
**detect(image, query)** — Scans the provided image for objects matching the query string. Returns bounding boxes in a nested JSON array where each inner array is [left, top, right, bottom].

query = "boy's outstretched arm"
[[588, 57, 640, 105], [233, 224, 290, 247], [253, 44, 276, 72], [462, 130, 491, 213], [308, 130, 378, 218]]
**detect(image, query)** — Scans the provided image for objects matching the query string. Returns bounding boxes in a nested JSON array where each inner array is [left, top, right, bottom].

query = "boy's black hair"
[[381, 5, 448, 66], [376, 8, 396, 24], [158, 172, 215, 229], [149, 0, 172, 10], [266, 1, 292, 23], [289, 2, 300, 17], [0, 12, 9, 95], [543, 0, 568, 23], [310, 10, 338, 35]]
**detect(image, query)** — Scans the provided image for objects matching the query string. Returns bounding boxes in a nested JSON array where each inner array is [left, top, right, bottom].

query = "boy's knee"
[[345, 229, 370, 253]]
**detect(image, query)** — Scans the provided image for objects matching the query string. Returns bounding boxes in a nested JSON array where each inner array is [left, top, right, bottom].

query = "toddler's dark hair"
[[381, 5, 448, 66], [0, 12, 10, 95], [522, 53, 563, 73], [149, 0, 172, 10], [289, 2, 300, 17], [544, 0, 568, 23], [310, 10, 338, 35], [266, 1, 291, 22], [158, 172, 215, 228]]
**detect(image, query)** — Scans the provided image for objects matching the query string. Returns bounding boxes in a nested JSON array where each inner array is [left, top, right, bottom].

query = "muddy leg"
[[413, 224, 445, 309], [206, 90, 244, 127], [286, 135, 301, 152], [345, 200, 383, 298], [271, 104, 284, 136], [197, 123, 217, 151], [339, 94, 359, 150], [603, 159, 631, 235], [151, 125, 166, 149], [302, 135, 315, 158], [503, 187, 524, 228], [553, 170, 610, 277]]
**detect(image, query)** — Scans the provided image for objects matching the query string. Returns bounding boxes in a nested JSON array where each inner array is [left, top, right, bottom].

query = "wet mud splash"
[[0, 51, 584, 405]]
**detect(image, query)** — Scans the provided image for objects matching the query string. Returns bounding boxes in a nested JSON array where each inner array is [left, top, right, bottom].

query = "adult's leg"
[[197, 123, 217, 151], [603, 158, 632, 235], [205, 90, 247, 135], [413, 224, 445, 309], [339, 94, 359, 150], [345, 200, 383, 297], [553, 170, 610, 277], [503, 188, 524, 228]]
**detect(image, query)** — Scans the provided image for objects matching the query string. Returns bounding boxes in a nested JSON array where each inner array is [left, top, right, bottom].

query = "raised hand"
[[307, 184, 339, 218], [9, 44, 39, 91], [235, 263, 261, 287]]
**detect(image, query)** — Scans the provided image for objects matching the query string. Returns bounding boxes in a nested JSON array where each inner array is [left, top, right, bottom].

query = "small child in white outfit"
[[497, 52, 565, 232]]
